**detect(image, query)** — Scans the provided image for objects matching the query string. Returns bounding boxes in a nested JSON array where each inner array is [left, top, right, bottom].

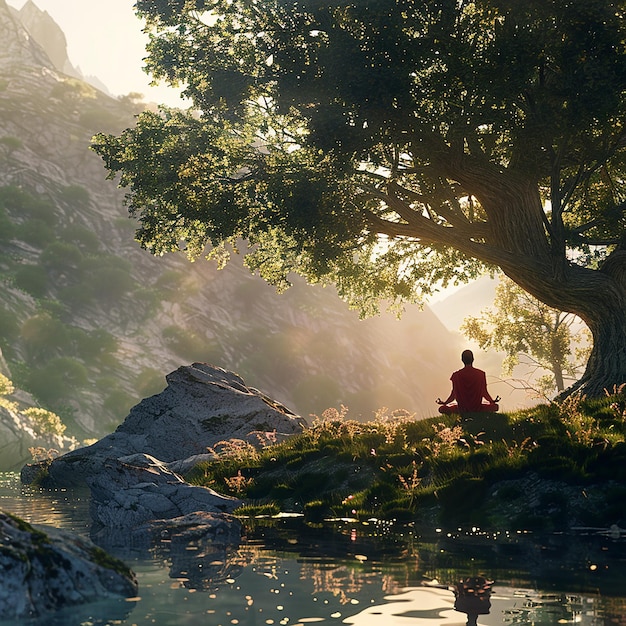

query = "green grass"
[[185, 393, 626, 529]]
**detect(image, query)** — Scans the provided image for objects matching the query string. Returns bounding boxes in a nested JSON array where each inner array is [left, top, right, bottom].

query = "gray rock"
[[0, 511, 137, 620], [22, 363, 305, 488], [87, 454, 241, 529], [166, 452, 218, 475]]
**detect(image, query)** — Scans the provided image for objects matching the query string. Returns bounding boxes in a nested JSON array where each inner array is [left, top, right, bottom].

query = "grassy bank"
[[186, 388, 626, 531]]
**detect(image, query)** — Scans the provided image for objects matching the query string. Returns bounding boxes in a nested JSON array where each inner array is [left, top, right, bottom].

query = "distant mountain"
[[430, 276, 498, 333], [15, 0, 80, 79], [0, 0, 466, 440]]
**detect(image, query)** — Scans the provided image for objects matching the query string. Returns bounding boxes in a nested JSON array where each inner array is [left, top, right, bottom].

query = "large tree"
[[93, 0, 626, 397]]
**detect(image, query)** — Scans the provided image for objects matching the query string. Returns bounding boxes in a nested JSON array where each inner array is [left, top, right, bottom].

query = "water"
[[1, 472, 626, 625]]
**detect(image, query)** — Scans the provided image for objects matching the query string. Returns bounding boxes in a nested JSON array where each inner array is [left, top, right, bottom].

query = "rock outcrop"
[[22, 363, 306, 488], [87, 454, 241, 529], [0, 511, 138, 620], [16, 0, 80, 78]]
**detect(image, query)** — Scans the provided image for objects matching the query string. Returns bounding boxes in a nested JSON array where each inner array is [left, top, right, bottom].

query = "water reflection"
[[2, 472, 626, 625], [452, 576, 493, 625]]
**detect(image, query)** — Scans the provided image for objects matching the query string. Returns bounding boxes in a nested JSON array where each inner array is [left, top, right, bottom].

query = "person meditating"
[[436, 349, 500, 415]]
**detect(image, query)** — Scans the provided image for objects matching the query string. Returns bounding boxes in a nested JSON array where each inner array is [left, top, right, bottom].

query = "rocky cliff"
[[0, 0, 463, 453]]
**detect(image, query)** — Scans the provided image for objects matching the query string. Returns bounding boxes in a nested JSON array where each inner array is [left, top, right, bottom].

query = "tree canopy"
[[93, 0, 626, 396]]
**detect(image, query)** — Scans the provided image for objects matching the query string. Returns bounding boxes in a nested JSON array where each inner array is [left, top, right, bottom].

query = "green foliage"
[[22, 407, 66, 436], [153, 269, 187, 299], [25, 357, 88, 405], [71, 328, 118, 361], [40, 242, 83, 272], [102, 389, 136, 418], [79, 107, 123, 133], [90, 266, 136, 301], [14, 265, 48, 298], [58, 284, 94, 309], [58, 185, 90, 209], [0, 186, 57, 226], [0, 136, 21, 154], [97, 1, 626, 295], [0, 373, 14, 396], [50, 79, 97, 102], [0, 307, 19, 348], [188, 395, 626, 526], [94, 0, 626, 395], [135, 368, 166, 397], [59, 224, 100, 252], [161, 326, 213, 361], [0, 205, 14, 242], [14, 219, 56, 248], [20, 314, 69, 360]]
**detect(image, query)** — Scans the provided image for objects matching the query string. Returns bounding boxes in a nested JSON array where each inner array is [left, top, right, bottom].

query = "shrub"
[[0, 136, 22, 154], [58, 185, 90, 208], [0, 186, 57, 226], [162, 326, 212, 361], [0, 307, 19, 346], [103, 389, 136, 418], [58, 283, 95, 308], [22, 407, 66, 436], [41, 242, 83, 272], [90, 266, 135, 301], [20, 314, 69, 360], [135, 368, 166, 397], [14, 264, 48, 298], [71, 328, 117, 360], [26, 357, 88, 405], [14, 219, 55, 248], [59, 224, 100, 252], [0, 206, 14, 241], [153, 269, 186, 299], [0, 373, 14, 396]]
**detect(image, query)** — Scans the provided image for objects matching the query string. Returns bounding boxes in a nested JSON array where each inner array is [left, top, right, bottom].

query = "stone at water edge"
[[21, 362, 306, 488], [0, 512, 138, 620], [87, 454, 242, 530]]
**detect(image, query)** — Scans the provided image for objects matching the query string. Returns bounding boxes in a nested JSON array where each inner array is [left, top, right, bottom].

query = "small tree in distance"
[[461, 277, 591, 397]]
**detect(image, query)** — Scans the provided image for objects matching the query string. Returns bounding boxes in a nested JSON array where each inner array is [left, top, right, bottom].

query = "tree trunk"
[[549, 333, 566, 393], [502, 254, 626, 399], [568, 304, 626, 397], [552, 364, 565, 393]]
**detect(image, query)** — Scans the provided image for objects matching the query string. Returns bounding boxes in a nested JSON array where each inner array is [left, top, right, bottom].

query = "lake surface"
[[1, 471, 626, 625]]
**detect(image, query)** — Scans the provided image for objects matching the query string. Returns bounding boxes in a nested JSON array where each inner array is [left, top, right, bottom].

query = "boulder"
[[22, 363, 306, 488], [87, 454, 241, 529], [0, 511, 138, 620]]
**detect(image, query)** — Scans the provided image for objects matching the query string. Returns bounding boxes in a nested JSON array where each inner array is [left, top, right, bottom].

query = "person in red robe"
[[436, 350, 500, 414]]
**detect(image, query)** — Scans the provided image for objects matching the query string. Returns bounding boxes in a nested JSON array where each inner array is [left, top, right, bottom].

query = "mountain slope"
[[0, 0, 464, 441]]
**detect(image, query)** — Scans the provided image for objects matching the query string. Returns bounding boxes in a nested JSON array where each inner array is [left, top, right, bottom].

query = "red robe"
[[448, 366, 497, 412]]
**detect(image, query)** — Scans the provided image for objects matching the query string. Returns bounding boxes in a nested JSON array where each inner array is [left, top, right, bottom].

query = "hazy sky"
[[9, 0, 184, 106]]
